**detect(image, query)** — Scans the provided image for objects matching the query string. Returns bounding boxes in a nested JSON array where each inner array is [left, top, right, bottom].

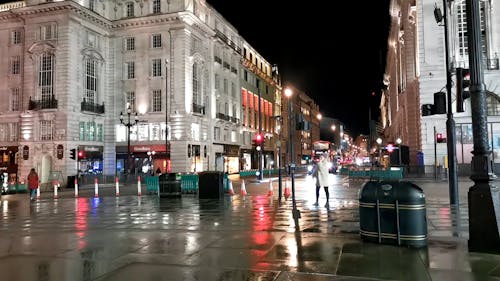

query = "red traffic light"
[[386, 143, 394, 153], [78, 151, 85, 159], [254, 133, 263, 144], [436, 133, 446, 143]]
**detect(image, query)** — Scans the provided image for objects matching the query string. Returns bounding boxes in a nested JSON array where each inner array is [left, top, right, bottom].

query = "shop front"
[[215, 144, 240, 174], [0, 146, 18, 183], [116, 144, 169, 175], [78, 145, 103, 176]]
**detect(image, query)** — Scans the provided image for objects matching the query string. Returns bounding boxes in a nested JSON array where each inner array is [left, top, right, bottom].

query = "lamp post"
[[147, 151, 156, 174], [396, 137, 402, 166], [285, 88, 300, 231], [120, 104, 139, 175], [271, 115, 283, 201], [376, 137, 382, 167], [165, 59, 170, 173]]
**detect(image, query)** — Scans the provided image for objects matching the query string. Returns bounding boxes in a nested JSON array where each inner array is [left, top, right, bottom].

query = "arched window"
[[486, 92, 500, 116]]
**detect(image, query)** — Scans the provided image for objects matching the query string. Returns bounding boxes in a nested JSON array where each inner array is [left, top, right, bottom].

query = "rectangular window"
[[152, 90, 162, 112], [126, 62, 135, 79], [214, 127, 221, 141], [11, 30, 21, 44], [191, 123, 200, 141], [152, 34, 162, 48], [214, 74, 220, 90], [79, 122, 85, 140], [40, 24, 56, 40], [223, 78, 228, 95], [231, 82, 236, 97], [126, 91, 135, 110], [85, 59, 97, 103], [87, 121, 96, 141], [152, 59, 162, 77], [125, 37, 135, 51], [39, 54, 54, 101], [9, 123, 18, 142], [11, 56, 20, 75], [40, 120, 53, 141], [153, 0, 161, 13], [11, 88, 20, 111], [97, 124, 103, 141], [126, 2, 134, 17]]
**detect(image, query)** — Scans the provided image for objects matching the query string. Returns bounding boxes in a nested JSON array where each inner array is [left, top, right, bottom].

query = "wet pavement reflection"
[[0, 175, 498, 280]]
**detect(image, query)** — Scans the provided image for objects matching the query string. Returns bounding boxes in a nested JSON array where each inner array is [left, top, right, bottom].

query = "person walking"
[[314, 154, 330, 207], [27, 168, 39, 201]]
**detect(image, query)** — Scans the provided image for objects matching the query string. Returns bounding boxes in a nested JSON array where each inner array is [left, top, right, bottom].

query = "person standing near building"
[[314, 154, 330, 207], [27, 168, 39, 201]]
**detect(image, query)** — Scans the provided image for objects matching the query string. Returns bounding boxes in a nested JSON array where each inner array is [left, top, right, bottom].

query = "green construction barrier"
[[181, 174, 198, 194], [145, 176, 159, 194]]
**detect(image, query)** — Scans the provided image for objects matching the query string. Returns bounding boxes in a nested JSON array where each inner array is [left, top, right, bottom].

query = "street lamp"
[[285, 88, 300, 231], [271, 115, 283, 201], [376, 137, 382, 167], [147, 151, 156, 174], [396, 137, 402, 166], [120, 104, 139, 175]]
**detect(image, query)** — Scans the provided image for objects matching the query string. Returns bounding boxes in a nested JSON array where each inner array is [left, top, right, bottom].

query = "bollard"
[[36, 185, 41, 199], [74, 177, 78, 198], [115, 176, 120, 196], [94, 178, 99, 198], [137, 176, 142, 196], [53, 180, 58, 199]]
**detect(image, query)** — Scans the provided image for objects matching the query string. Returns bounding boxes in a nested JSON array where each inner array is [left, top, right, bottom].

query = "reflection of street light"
[[120, 104, 139, 175], [396, 137, 402, 166], [285, 88, 300, 231]]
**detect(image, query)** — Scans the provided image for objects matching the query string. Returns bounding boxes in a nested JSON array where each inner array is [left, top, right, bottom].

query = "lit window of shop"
[[79, 122, 85, 140], [87, 121, 96, 141], [97, 124, 103, 141], [116, 125, 126, 142], [129, 125, 138, 141], [137, 124, 149, 141], [150, 123, 161, 141]]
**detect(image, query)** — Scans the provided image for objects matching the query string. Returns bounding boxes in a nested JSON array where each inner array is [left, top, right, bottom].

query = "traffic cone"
[[284, 178, 291, 199], [137, 176, 142, 196], [240, 179, 247, 196], [93, 178, 99, 198], [74, 177, 78, 198], [53, 180, 58, 199], [115, 176, 120, 197], [228, 180, 235, 195], [267, 179, 273, 197]]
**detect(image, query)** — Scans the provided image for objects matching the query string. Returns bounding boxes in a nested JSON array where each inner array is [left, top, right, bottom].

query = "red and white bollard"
[[137, 176, 142, 196], [115, 176, 120, 196], [94, 178, 99, 198], [36, 184, 41, 199], [53, 180, 58, 199], [74, 177, 79, 198]]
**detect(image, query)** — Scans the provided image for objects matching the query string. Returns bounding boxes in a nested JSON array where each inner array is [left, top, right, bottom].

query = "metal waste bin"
[[198, 171, 224, 199], [359, 180, 427, 247], [158, 173, 181, 198]]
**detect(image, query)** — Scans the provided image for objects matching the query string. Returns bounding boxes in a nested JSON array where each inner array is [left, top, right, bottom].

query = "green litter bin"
[[359, 180, 427, 248]]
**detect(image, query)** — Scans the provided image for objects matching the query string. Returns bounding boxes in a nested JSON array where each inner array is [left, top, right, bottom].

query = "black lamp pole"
[[285, 88, 300, 231], [120, 104, 138, 175], [165, 59, 170, 173]]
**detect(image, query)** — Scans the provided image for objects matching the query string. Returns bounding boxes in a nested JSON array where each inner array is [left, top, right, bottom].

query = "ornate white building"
[[383, 0, 500, 171], [0, 0, 279, 185]]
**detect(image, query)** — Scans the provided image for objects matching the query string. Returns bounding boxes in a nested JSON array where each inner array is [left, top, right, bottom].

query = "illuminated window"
[[39, 53, 54, 102], [126, 91, 135, 110]]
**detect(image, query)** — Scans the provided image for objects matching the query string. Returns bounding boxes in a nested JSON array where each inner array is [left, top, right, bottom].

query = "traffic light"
[[254, 133, 264, 151], [436, 133, 446, 143], [421, 92, 446, 116], [456, 67, 471, 112], [69, 148, 76, 160], [78, 150, 85, 159]]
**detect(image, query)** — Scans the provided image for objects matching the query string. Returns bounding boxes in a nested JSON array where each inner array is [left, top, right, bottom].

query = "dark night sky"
[[207, 0, 391, 137], [0, 0, 391, 136]]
